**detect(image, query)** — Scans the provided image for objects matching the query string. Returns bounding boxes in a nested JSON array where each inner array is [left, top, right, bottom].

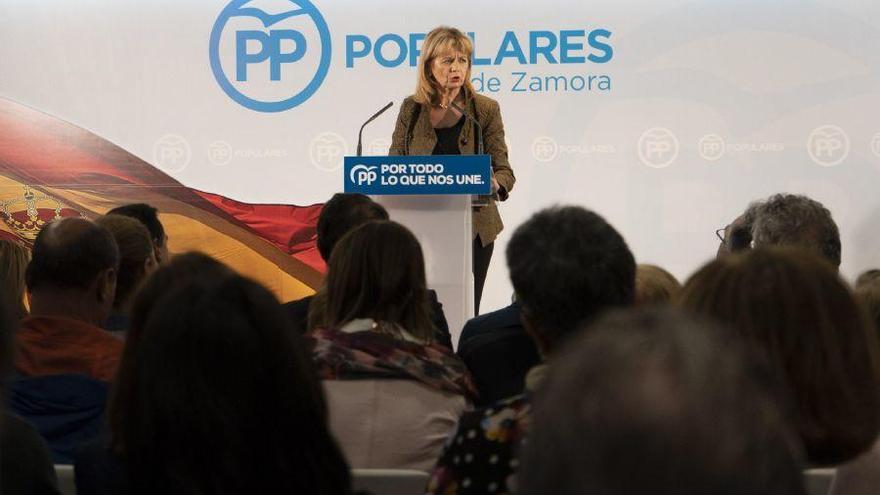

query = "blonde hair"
[[414, 26, 476, 106], [0, 239, 31, 318], [635, 264, 682, 306]]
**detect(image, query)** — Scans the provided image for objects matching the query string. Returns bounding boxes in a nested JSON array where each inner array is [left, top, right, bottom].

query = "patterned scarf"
[[307, 327, 478, 401]]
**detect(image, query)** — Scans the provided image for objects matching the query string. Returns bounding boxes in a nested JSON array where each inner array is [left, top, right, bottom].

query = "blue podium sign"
[[344, 155, 491, 195]]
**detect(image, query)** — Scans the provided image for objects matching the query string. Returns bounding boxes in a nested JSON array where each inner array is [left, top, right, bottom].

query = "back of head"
[[95, 215, 156, 309], [0, 239, 31, 318], [635, 264, 681, 305], [855, 269, 880, 342], [520, 307, 805, 495], [679, 247, 880, 465], [750, 194, 841, 267], [107, 203, 165, 249], [317, 220, 434, 341], [26, 218, 119, 293], [316, 193, 389, 261], [111, 274, 351, 495], [506, 206, 635, 352]]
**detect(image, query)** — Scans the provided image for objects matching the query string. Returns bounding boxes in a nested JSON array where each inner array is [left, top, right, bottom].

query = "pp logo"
[[807, 125, 849, 167], [349, 165, 378, 186], [698, 134, 725, 162], [870, 132, 880, 158], [531, 136, 558, 163], [152, 134, 191, 173], [209, 0, 332, 112], [309, 132, 347, 171], [208, 140, 233, 166], [638, 128, 679, 168]]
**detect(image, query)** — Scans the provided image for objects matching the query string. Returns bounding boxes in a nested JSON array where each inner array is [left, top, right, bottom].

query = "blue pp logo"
[[209, 0, 331, 112]]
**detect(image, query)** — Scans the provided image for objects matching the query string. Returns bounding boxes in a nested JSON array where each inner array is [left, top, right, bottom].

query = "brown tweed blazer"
[[389, 92, 515, 246]]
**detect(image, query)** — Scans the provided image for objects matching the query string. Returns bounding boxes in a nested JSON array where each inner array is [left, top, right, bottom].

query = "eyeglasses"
[[715, 226, 728, 242]]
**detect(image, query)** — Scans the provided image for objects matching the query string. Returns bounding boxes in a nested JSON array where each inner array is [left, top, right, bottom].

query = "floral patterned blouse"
[[425, 393, 532, 495]]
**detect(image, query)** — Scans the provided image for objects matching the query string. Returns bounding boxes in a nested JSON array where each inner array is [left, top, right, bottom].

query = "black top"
[[0, 412, 60, 495], [432, 115, 465, 155]]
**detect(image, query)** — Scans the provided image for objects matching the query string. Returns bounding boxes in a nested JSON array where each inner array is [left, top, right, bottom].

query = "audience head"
[[107, 203, 168, 264], [26, 218, 119, 324], [110, 271, 351, 494], [679, 247, 880, 465], [126, 252, 232, 344], [0, 239, 31, 318], [312, 220, 434, 342], [95, 215, 158, 311], [748, 194, 841, 267], [855, 268, 880, 339], [520, 307, 805, 495], [634, 264, 681, 305], [316, 193, 389, 262], [506, 206, 635, 355], [716, 209, 755, 259], [0, 290, 16, 394]]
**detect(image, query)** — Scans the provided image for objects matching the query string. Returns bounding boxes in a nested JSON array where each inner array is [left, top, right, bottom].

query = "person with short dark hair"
[[0, 289, 61, 495], [680, 247, 880, 466], [284, 193, 452, 347], [427, 205, 636, 495], [94, 215, 158, 334], [307, 220, 475, 471], [75, 271, 353, 495], [106, 203, 168, 264], [519, 308, 806, 495], [16, 218, 122, 380]]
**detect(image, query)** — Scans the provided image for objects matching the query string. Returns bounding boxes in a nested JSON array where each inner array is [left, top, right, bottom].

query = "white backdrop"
[[2, 0, 880, 315]]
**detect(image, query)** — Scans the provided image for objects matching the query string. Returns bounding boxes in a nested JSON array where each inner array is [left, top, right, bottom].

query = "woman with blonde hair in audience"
[[0, 239, 31, 318], [634, 263, 681, 305], [94, 215, 157, 334], [679, 248, 880, 493], [308, 220, 476, 471]]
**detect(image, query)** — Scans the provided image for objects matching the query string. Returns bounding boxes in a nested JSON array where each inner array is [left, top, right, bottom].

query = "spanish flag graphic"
[[0, 98, 324, 302]]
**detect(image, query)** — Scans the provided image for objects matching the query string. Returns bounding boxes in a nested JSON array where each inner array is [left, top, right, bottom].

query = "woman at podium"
[[389, 26, 515, 314]]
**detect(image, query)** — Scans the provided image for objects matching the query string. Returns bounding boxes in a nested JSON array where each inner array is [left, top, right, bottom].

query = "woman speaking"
[[389, 26, 515, 314]]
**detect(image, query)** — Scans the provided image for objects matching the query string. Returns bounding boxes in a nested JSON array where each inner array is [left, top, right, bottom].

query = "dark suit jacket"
[[457, 302, 540, 406], [282, 290, 453, 351], [389, 90, 515, 246]]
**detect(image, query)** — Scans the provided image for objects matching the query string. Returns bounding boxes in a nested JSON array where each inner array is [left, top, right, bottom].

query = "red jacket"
[[16, 316, 123, 382]]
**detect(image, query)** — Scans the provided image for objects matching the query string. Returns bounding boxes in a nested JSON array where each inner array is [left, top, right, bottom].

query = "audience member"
[[456, 298, 540, 406], [106, 203, 169, 265], [284, 193, 452, 347], [307, 220, 475, 471], [75, 272, 353, 495], [519, 308, 806, 495], [0, 239, 30, 318], [679, 248, 880, 466], [634, 263, 681, 305], [855, 268, 880, 336], [0, 289, 60, 495], [748, 193, 841, 267], [426, 206, 635, 494], [94, 215, 158, 334], [715, 209, 754, 258], [16, 218, 122, 380]]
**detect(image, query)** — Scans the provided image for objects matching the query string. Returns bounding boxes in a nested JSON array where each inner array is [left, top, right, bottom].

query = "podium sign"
[[344, 155, 491, 195]]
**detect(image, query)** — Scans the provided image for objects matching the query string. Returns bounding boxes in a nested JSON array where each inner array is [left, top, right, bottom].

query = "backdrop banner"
[[2, 0, 879, 316]]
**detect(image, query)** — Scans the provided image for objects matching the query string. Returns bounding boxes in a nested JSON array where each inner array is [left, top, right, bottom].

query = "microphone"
[[449, 100, 483, 155], [357, 101, 394, 157]]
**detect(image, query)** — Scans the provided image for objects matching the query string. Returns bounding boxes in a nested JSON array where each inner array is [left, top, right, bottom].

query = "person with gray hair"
[[748, 193, 841, 267]]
